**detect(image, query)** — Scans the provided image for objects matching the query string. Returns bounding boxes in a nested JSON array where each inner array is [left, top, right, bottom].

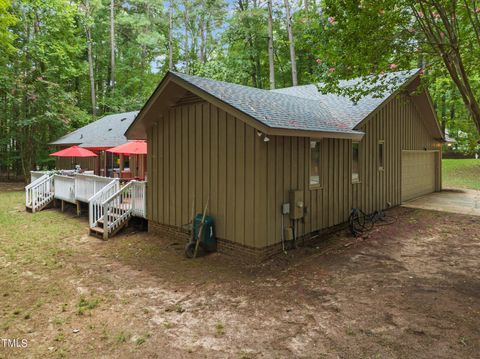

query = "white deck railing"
[[26, 174, 49, 208], [88, 179, 120, 228], [74, 174, 114, 203], [25, 174, 54, 212], [53, 175, 76, 203], [102, 181, 135, 239], [131, 181, 147, 218], [26, 172, 146, 240]]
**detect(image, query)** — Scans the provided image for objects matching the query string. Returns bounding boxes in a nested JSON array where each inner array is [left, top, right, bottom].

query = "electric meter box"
[[289, 190, 304, 219]]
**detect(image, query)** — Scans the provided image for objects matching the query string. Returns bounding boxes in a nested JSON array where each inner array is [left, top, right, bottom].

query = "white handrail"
[[88, 179, 120, 228], [30, 171, 49, 183], [102, 181, 135, 239], [26, 174, 49, 209], [26, 174, 54, 212]]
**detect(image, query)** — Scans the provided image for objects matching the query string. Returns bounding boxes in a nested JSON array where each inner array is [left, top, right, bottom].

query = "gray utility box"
[[289, 190, 304, 219]]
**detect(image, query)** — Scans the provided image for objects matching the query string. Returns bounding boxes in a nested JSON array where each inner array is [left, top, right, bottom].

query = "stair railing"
[[102, 181, 135, 239], [88, 179, 120, 229], [26, 174, 54, 212], [26, 174, 48, 208]]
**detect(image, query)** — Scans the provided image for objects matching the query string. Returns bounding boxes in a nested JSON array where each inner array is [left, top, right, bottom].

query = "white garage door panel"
[[402, 151, 436, 202]]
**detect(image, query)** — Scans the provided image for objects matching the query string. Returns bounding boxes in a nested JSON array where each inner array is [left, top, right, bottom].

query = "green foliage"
[[316, 0, 480, 143], [0, 0, 17, 59], [2, 0, 480, 178]]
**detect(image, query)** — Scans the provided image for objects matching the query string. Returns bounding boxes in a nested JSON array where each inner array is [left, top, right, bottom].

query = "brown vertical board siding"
[[291, 137, 298, 190], [152, 123, 158, 222], [161, 113, 168, 223], [175, 108, 182, 225], [356, 94, 440, 211], [275, 137, 285, 243], [210, 107, 219, 225], [181, 107, 189, 224], [226, 114, 236, 243], [195, 104, 203, 214], [256, 132, 268, 248], [297, 138, 305, 238], [146, 130, 153, 221], [235, 120, 245, 246], [158, 120, 164, 223], [303, 140, 311, 234], [169, 110, 176, 224], [244, 126, 255, 247], [188, 105, 195, 223], [203, 104, 211, 207], [328, 139, 335, 227], [266, 139, 276, 246], [217, 110, 227, 239], [337, 140, 343, 223]]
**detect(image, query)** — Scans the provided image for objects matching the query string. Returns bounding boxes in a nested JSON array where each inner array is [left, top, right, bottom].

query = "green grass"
[[443, 159, 480, 190]]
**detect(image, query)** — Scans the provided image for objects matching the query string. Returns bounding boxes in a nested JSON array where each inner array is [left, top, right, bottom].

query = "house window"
[[310, 140, 321, 187], [352, 142, 360, 183], [378, 141, 384, 170]]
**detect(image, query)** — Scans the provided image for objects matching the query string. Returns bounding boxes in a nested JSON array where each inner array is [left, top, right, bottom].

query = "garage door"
[[401, 151, 436, 202]]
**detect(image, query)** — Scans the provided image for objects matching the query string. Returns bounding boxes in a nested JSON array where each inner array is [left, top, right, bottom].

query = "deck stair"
[[25, 174, 54, 212], [26, 171, 146, 239], [89, 180, 146, 239]]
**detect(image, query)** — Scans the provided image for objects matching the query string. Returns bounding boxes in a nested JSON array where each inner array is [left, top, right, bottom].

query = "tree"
[[267, 0, 275, 89], [0, 0, 17, 60], [284, 0, 298, 86], [80, 0, 97, 117], [169, 4, 174, 70], [318, 0, 480, 135], [109, 0, 115, 91]]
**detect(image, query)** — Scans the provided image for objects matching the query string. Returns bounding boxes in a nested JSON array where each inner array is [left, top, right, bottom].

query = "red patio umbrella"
[[49, 145, 98, 157], [106, 140, 147, 155]]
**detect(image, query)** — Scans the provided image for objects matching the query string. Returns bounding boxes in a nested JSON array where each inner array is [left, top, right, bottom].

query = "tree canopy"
[[1, 0, 479, 179]]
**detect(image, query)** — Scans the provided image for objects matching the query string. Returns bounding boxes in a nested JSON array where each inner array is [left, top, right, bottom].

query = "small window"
[[310, 140, 321, 187], [378, 141, 384, 170], [352, 142, 360, 182]]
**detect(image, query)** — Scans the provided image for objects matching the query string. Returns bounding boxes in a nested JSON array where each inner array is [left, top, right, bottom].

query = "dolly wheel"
[[185, 242, 196, 258]]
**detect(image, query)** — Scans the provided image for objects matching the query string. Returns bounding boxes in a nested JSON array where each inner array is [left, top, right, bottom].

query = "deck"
[[26, 171, 147, 239]]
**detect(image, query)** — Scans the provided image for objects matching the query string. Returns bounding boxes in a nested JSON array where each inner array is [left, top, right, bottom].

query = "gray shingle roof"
[[50, 111, 139, 148], [172, 72, 360, 135], [172, 69, 419, 134], [272, 70, 419, 129]]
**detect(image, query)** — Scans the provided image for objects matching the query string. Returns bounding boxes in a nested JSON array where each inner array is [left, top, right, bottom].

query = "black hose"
[[349, 208, 396, 237]]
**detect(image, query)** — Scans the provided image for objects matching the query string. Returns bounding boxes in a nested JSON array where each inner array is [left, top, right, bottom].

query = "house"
[[50, 111, 146, 178], [126, 69, 445, 258]]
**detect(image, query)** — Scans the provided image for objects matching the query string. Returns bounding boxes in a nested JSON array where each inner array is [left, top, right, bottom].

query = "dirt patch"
[[0, 182, 24, 192], [0, 189, 479, 358]]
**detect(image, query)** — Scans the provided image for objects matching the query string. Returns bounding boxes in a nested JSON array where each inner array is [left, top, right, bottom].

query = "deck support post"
[[61, 200, 65, 213], [76, 201, 81, 216]]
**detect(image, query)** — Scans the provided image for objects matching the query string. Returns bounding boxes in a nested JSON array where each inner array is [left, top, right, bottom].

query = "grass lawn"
[[442, 158, 480, 190]]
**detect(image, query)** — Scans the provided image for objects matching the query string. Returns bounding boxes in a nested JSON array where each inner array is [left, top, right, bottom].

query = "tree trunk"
[[284, 0, 298, 86], [109, 0, 115, 91], [183, 1, 189, 73], [440, 92, 446, 135], [267, 0, 275, 89], [169, 5, 174, 70], [86, 26, 96, 117]]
